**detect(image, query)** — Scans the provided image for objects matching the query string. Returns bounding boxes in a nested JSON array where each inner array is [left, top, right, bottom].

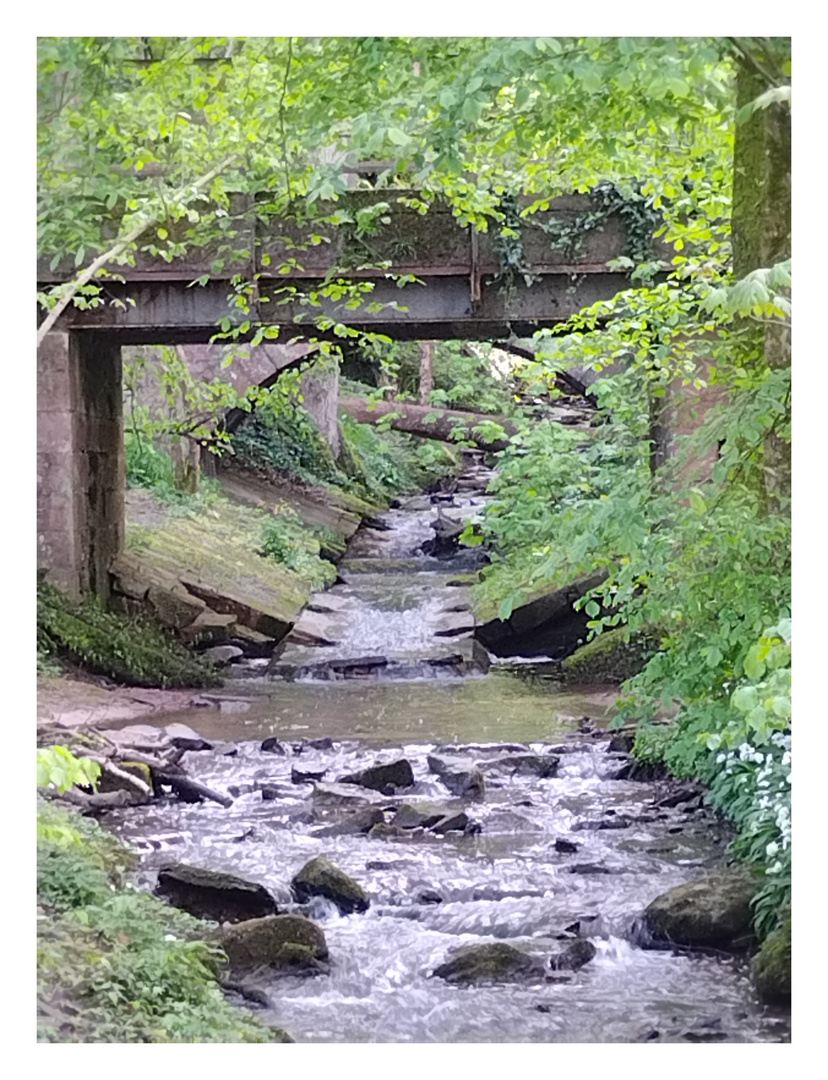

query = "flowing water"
[[101, 455, 791, 1043]]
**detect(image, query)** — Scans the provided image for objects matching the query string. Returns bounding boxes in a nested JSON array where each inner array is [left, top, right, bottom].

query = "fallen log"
[[42, 787, 142, 812], [492, 341, 591, 399], [338, 396, 518, 452], [153, 770, 235, 808]]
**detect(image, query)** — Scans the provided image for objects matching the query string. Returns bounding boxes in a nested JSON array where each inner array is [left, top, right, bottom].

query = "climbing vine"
[[540, 180, 662, 270]]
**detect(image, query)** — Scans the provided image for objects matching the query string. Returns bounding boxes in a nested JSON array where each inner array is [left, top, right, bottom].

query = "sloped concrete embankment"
[[112, 473, 384, 662]]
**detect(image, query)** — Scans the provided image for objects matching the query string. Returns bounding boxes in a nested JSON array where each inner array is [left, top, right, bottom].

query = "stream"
[[101, 454, 791, 1044]]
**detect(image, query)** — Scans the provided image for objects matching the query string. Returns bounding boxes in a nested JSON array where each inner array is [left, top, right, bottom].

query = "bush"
[[631, 620, 791, 940], [257, 505, 337, 589], [125, 432, 221, 509], [232, 384, 345, 488]]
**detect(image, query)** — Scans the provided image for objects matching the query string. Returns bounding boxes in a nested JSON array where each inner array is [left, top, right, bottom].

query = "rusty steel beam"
[[38, 191, 662, 342]]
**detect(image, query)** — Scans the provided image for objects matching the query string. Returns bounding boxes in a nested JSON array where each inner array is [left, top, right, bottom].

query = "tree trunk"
[[418, 341, 435, 405], [731, 38, 791, 508], [338, 396, 518, 452]]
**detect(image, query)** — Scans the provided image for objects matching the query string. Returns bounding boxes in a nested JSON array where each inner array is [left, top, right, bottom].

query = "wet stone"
[[643, 868, 756, 950], [427, 754, 485, 799], [311, 807, 385, 837], [312, 782, 383, 809], [430, 810, 470, 834], [656, 784, 705, 809], [292, 766, 328, 784], [433, 943, 545, 985], [291, 855, 370, 915], [417, 889, 443, 904], [476, 753, 560, 779], [574, 817, 634, 831], [307, 737, 335, 751], [164, 722, 213, 751], [392, 802, 459, 829], [219, 914, 328, 971], [260, 737, 287, 755], [549, 939, 597, 971], [338, 758, 415, 792], [555, 838, 579, 854], [155, 863, 278, 924]]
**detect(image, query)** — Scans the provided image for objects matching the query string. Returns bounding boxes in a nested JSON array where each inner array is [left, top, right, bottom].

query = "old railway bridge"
[[37, 192, 642, 598]]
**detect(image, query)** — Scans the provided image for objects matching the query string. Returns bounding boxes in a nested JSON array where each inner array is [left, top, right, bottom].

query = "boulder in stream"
[[555, 838, 579, 854], [291, 765, 328, 784], [392, 802, 463, 829], [427, 755, 485, 799], [432, 942, 545, 985], [476, 753, 560, 779], [219, 914, 328, 971], [312, 782, 383, 809], [338, 758, 415, 792], [642, 867, 757, 950], [291, 855, 370, 915], [155, 863, 278, 923], [549, 939, 597, 971], [260, 737, 287, 755], [312, 807, 386, 837], [164, 722, 213, 751]]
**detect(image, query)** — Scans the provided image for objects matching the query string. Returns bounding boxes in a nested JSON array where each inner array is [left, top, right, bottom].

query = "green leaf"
[[514, 84, 531, 109], [387, 127, 409, 146], [743, 645, 766, 681], [462, 96, 484, 123]]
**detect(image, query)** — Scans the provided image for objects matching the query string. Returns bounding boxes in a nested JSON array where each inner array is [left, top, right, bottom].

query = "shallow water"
[[107, 736, 790, 1044], [141, 676, 618, 746], [102, 459, 790, 1043]]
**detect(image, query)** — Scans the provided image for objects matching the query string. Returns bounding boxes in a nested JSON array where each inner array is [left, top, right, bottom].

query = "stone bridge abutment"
[[38, 331, 124, 599]]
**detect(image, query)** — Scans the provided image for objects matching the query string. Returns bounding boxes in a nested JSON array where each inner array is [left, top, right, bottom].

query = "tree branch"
[[278, 38, 294, 201], [37, 154, 239, 347], [727, 37, 785, 90]]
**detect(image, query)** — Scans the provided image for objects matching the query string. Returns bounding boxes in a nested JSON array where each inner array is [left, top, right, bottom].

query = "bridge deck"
[[38, 192, 642, 342]]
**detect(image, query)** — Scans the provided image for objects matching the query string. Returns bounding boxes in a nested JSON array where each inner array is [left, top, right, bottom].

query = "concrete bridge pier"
[[37, 331, 124, 600]]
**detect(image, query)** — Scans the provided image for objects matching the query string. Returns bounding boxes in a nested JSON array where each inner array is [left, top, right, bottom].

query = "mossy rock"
[[643, 868, 757, 950], [558, 627, 659, 684], [291, 855, 369, 915], [124, 491, 324, 631], [220, 915, 328, 971], [432, 942, 544, 985], [751, 917, 791, 1004]]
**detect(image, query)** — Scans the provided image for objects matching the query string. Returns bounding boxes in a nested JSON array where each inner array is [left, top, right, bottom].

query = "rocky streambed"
[[97, 728, 790, 1044], [80, 449, 790, 1042]]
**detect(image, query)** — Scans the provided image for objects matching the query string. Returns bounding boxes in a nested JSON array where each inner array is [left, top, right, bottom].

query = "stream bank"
[[45, 452, 788, 1044]]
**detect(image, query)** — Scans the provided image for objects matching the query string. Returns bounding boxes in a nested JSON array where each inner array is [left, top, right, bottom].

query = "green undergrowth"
[[257, 500, 339, 586], [630, 619, 791, 939], [37, 582, 221, 689], [232, 389, 460, 502], [125, 433, 222, 511], [37, 800, 283, 1043], [468, 337, 790, 942]]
